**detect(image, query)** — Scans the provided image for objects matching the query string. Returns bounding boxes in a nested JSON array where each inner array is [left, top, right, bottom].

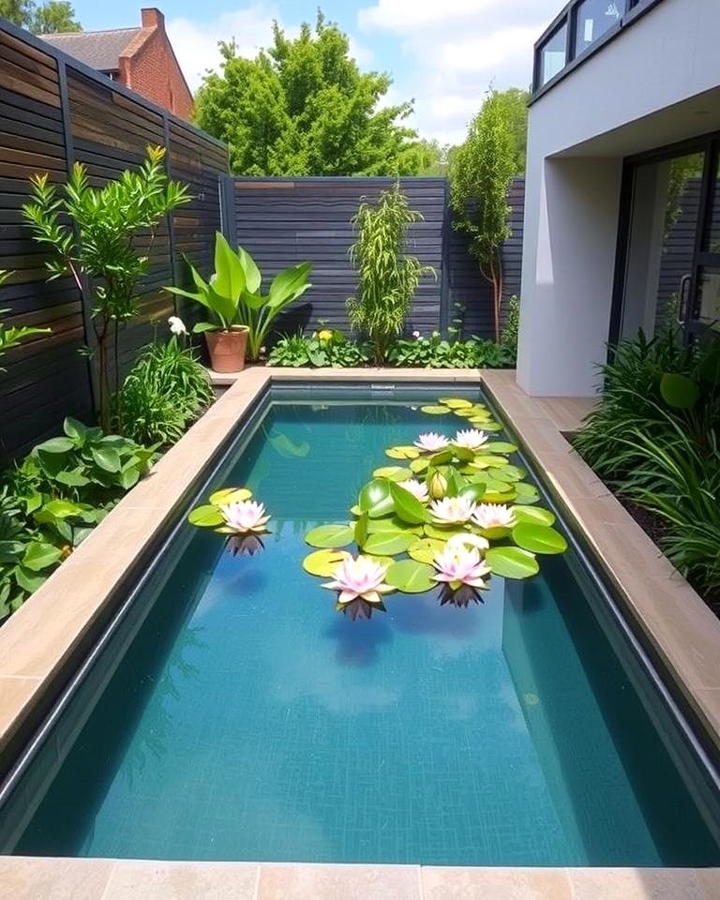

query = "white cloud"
[[358, 0, 561, 144]]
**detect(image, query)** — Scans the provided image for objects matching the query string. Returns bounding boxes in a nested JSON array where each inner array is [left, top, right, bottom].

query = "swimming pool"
[[3, 385, 720, 866]]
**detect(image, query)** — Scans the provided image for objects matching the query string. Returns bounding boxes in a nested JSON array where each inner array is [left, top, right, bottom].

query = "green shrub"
[[268, 330, 372, 368], [114, 334, 214, 446], [387, 332, 513, 369], [501, 294, 520, 360]]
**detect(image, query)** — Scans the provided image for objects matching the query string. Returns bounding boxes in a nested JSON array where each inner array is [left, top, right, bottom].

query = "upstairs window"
[[575, 0, 622, 56], [539, 22, 568, 86]]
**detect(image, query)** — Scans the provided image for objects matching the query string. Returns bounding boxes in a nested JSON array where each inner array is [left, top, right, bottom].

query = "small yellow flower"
[[318, 329, 333, 342]]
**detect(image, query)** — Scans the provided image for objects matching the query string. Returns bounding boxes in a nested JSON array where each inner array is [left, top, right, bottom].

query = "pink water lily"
[[433, 543, 491, 590], [322, 555, 394, 606], [398, 478, 429, 503], [414, 432, 449, 452], [429, 495, 477, 525], [454, 428, 489, 451], [472, 503, 516, 530], [220, 499, 271, 534]]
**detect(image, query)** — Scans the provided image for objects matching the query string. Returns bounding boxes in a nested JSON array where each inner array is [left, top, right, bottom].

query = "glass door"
[[689, 144, 720, 338]]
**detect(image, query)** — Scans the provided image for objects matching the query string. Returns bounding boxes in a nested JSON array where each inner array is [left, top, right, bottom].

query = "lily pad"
[[385, 445, 420, 459], [486, 546, 539, 579], [514, 483, 540, 504], [372, 466, 413, 481], [408, 537, 446, 564], [491, 465, 526, 483], [423, 523, 470, 541], [438, 397, 473, 409], [304, 523, 356, 549], [363, 531, 416, 556], [483, 442, 518, 454], [188, 505, 224, 527], [389, 481, 427, 525], [420, 405, 451, 415], [511, 506, 556, 527], [385, 559, 436, 593], [473, 455, 509, 468], [359, 479, 395, 519], [409, 457, 429, 474], [480, 421, 504, 432], [366, 516, 421, 535], [481, 490, 516, 504], [302, 548, 351, 577], [452, 408, 478, 418], [512, 523, 568, 555], [209, 487, 252, 505], [355, 513, 369, 548]]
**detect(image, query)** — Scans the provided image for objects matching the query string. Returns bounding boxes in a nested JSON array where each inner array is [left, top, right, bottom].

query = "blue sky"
[[68, 1, 562, 144]]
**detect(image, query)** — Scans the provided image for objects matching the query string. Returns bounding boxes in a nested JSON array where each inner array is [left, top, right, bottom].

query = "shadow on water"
[[324, 615, 394, 668]]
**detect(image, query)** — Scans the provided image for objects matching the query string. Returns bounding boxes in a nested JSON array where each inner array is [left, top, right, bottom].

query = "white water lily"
[[429, 495, 477, 525], [472, 503, 516, 530], [322, 555, 393, 606], [220, 499, 271, 534], [414, 432, 449, 453], [432, 543, 491, 590], [398, 478, 429, 503], [454, 428, 489, 451], [447, 532, 490, 552], [168, 315, 187, 336]]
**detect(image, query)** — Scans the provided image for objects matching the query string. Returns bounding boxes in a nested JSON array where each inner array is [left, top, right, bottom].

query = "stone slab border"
[[0, 366, 718, 898]]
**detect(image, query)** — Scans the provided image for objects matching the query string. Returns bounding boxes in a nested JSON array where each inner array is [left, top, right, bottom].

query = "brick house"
[[42, 7, 193, 120]]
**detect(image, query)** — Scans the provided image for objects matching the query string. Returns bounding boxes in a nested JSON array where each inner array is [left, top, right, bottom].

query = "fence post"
[[57, 58, 98, 414], [162, 113, 179, 314], [219, 175, 237, 247], [440, 176, 451, 334]]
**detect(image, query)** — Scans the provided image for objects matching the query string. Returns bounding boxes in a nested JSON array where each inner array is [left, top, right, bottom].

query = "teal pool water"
[[11, 395, 720, 865]]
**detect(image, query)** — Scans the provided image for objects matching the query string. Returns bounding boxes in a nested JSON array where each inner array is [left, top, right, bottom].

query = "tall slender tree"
[[0, 0, 81, 32]]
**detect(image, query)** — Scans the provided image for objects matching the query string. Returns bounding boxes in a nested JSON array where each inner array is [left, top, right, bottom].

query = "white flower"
[[412, 330, 421, 339], [454, 429, 489, 451], [447, 533, 490, 552], [220, 499, 271, 533], [472, 503, 516, 530], [322, 555, 393, 606], [430, 495, 477, 525], [432, 543, 491, 590], [414, 432, 449, 452], [398, 478, 429, 503], [168, 315, 187, 336]]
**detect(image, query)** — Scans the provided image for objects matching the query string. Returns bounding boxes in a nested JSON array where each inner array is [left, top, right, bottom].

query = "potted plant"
[[166, 234, 312, 372]]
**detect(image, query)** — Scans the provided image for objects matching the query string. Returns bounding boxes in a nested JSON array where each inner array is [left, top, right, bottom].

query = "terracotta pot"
[[205, 327, 249, 373]]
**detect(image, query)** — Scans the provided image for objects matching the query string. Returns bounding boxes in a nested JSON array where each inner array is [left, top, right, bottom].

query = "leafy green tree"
[[195, 11, 419, 176], [495, 88, 529, 175], [450, 90, 516, 342], [0, 0, 81, 32], [347, 184, 435, 363], [414, 139, 456, 176]]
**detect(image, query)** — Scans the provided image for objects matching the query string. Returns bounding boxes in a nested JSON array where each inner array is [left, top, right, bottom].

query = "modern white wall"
[[518, 0, 720, 396]]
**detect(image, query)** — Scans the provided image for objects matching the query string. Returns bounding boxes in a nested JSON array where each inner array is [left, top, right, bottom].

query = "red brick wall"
[[118, 9, 193, 120]]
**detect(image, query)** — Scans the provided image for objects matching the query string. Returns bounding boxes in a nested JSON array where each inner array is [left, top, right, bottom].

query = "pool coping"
[[1, 365, 719, 898]]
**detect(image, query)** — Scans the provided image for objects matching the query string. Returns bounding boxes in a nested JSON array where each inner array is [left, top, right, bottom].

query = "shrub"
[[347, 184, 435, 363], [387, 332, 514, 369], [501, 294, 520, 360], [268, 330, 372, 368], [114, 333, 214, 446]]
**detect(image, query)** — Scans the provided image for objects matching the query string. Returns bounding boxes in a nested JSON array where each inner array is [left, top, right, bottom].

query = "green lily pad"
[[385, 445, 420, 459], [366, 516, 421, 535], [304, 523, 356, 549], [355, 513, 369, 548], [481, 490, 516, 504], [486, 546, 539, 579], [473, 455, 509, 468], [385, 559, 436, 593], [438, 397, 473, 409], [302, 548, 351, 577], [452, 408, 477, 418], [420, 405, 451, 415], [512, 523, 568, 555], [491, 465, 526, 483], [480, 421, 504, 432], [511, 506, 556, 527], [363, 531, 416, 556], [483, 442, 518, 454], [359, 479, 395, 519], [188, 504, 224, 527], [209, 487, 252, 505], [350, 504, 362, 516], [407, 537, 446, 564], [423, 523, 470, 541], [372, 466, 413, 481], [514, 483, 540, 504], [389, 481, 427, 525], [409, 456, 429, 474]]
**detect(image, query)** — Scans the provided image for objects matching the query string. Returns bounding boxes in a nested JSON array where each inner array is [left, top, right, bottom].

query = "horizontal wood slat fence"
[[0, 19, 228, 460], [224, 176, 525, 340]]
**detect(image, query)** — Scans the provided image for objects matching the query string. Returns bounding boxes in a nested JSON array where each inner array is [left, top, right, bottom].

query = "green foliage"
[[113, 336, 214, 446], [0, 270, 50, 371], [268, 329, 372, 367], [23, 147, 190, 432], [495, 88, 529, 175], [347, 184, 435, 363], [168, 234, 312, 361], [387, 333, 514, 369], [501, 294, 520, 359], [195, 11, 419, 176], [0, 419, 155, 618], [0, 0, 79, 31], [414, 139, 454, 176], [574, 329, 720, 599], [450, 89, 516, 341]]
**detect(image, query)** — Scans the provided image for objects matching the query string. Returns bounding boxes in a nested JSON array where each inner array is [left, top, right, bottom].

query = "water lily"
[[322, 555, 393, 607], [433, 543, 491, 590], [168, 315, 187, 336], [447, 532, 490, 552], [398, 478, 429, 503], [454, 428, 489, 451], [429, 471, 448, 499], [220, 499, 271, 534], [414, 432, 449, 453], [472, 503, 516, 530], [430, 495, 476, 525]]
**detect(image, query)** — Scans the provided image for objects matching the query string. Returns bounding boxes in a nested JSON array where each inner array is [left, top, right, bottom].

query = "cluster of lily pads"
[[303, 396, 568, 620], [188, 487, 271, 556]]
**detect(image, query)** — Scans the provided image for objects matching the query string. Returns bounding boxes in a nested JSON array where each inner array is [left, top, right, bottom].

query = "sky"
[[68, 0, 563, 145]]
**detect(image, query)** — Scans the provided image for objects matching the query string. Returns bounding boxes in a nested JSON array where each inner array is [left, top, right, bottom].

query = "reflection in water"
[[438, 583, 485, 608], [225, 533, 266, 556], [325, 615, 393, 668]]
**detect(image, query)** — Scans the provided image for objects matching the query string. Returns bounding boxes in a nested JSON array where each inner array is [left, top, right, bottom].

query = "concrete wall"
[[518, 0, 720, 396]]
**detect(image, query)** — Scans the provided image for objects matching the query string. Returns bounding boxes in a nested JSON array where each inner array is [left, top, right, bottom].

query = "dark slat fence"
[[0, 19, 228, 460], [224, 176, 526, 340]]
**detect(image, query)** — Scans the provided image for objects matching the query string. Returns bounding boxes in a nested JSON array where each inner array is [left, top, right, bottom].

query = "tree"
[[23, 148, 190, 431], [195, 11, 419, 176], [347, 184, 435, 363], [0, 0, 81, 32], [414, 139, 456, 176], [449, 90, 516, 342], [495, 88, 529, 175]]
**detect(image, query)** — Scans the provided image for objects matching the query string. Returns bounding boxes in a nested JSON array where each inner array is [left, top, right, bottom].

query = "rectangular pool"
[[3, 385, 720, 866]]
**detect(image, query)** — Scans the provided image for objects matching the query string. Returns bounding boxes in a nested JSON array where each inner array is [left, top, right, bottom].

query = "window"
[[575, 0, 622, 56], [539, 22, 568, 86], [704, 154, 720, 254]]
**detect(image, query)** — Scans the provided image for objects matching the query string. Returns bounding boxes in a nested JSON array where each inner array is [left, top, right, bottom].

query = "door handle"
[[677, 274, 692, 326]]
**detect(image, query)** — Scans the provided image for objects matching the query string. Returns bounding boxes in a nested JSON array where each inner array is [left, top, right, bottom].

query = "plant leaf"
[[302, 548, 350, 577], [188, 504, 224, 527], [385, 559, 436, 593], [389, 481, 426, 525], [362, 531, 416, 556], [485, 546, 539, 579], [304, 523, 356, 548], [22, 541, 63, 572], [512, 523, 568, 555], [91, 446, 121, 473]]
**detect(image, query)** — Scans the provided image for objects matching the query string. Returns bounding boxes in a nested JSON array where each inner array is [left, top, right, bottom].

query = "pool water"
[[12, 397, 720, 865]]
